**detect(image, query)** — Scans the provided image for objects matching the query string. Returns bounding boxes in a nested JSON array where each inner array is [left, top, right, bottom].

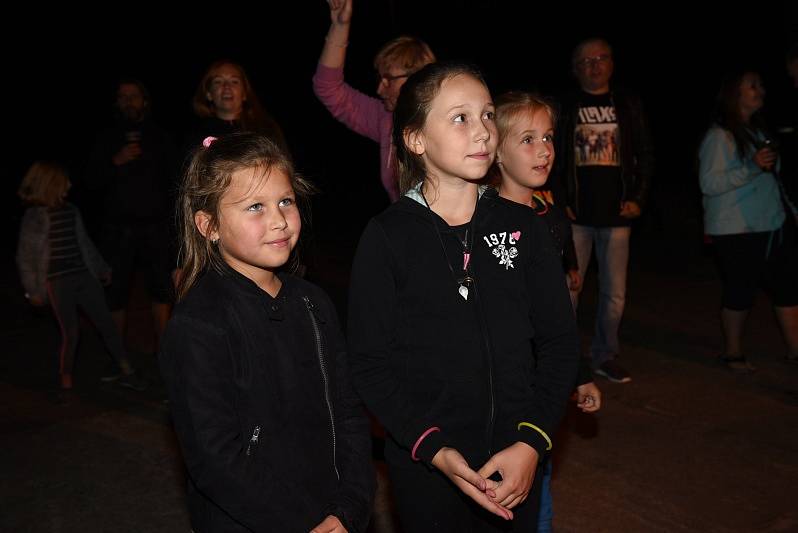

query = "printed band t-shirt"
[[573, 92, 627, 226]]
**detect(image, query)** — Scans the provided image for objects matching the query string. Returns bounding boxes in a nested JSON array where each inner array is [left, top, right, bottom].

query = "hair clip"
[[202, 136, 218, 148]]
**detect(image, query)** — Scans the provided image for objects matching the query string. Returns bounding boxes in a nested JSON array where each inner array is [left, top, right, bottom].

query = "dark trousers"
[[101, 221, 173, 310], [46, 271, 128, 377]]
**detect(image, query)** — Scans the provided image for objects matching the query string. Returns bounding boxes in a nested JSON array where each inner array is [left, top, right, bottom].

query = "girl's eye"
[[483, 111, 495, 121], [279, 197, 295, 208], [542, 134, 554, 143], [453, 114, 466, 123], [247, 203, 263, 212], [521, 136, 533, 144]]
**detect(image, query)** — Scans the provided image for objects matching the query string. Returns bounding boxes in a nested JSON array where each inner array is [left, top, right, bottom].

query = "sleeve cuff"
[[412, 428, 446, 464], [517, 422, 552, 458]]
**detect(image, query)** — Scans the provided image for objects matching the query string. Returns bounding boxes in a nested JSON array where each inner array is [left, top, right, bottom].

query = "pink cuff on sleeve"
[[411, 426, 441, 461]]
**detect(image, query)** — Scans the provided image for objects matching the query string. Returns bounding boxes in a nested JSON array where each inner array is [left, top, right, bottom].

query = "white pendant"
[[458, 285, 469, 300]]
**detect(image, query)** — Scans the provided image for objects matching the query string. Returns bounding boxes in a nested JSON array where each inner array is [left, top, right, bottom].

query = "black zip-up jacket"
[[348, 188, 580, 469], [160, 266, 375, 533], [529, 193, 593, 387], [556, 86, 655, 215]]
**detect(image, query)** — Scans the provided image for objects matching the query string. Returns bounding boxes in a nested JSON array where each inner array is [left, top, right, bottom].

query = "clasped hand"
[[431, 442, 539, 521]]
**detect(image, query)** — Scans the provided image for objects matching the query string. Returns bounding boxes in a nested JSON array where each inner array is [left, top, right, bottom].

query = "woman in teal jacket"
[[699, 69, 798, 371]]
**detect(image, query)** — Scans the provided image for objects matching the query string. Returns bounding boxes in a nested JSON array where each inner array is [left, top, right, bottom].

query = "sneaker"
[[595, 360, 632, 383], [118, 372, 148, 392], [100, 362, 123, 382]]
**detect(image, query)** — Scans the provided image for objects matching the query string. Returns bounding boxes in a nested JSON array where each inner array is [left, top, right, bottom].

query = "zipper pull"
[[246, 426, 261, 456]]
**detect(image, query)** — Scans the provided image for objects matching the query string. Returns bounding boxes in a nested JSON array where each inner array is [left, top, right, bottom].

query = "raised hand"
[[327, 0, 352, 26]]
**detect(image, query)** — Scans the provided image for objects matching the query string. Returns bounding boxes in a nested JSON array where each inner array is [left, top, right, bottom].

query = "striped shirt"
[[47, 205, 87, 279]]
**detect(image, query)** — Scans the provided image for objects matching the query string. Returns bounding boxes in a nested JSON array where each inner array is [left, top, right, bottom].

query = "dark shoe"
[[595, 360, 632, 383], [719, 354, 756, 373], [100, 362, 123, 382], [118, 372, 148, 392]]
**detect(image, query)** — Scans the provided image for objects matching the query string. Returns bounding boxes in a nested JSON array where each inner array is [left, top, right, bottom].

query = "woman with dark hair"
[[698, 69, 798, 371]]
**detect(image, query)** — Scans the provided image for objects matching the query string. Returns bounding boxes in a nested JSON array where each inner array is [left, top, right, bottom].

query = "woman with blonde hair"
[[313, 0, 435, 202]]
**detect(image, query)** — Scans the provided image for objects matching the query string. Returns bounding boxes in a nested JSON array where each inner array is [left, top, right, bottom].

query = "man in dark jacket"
[[556, 38, 654, 383], [86, 79, 177, 363]]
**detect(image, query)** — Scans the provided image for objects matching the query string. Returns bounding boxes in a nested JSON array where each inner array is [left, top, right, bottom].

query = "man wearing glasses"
[[314, 0, 435, 202], [555, 38, 655, 384]]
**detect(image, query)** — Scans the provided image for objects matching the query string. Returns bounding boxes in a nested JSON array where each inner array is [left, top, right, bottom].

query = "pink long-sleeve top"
[[313, 63, 399, 202]]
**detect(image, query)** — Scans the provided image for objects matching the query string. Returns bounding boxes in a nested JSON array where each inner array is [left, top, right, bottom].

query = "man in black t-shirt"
[[554, 38, 654, 384]]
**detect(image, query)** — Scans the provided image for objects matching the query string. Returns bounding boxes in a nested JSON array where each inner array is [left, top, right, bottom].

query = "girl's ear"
[[404, 129, 426, 156], [194, 211, 218, 242]]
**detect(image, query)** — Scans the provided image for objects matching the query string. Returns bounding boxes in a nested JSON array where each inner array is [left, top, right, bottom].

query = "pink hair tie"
[[411, 426, 440, 461], [202, 136, 218, 148]]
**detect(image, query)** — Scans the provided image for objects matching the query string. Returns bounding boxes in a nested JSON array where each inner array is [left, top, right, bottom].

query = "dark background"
[[6, 1, 798, 257]]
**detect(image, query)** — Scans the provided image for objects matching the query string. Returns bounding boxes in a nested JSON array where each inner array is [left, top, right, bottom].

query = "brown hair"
[[176, 133, 313, 300], [392, 61, 488, 194], [192, 60, 286, 149], [373, 36, 436, 76], [18, 161, 70, 207], [713, 68, 769, 159]]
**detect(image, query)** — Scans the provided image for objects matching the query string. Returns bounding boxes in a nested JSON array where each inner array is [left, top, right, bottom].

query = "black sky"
[[6, 1, 798, 247]]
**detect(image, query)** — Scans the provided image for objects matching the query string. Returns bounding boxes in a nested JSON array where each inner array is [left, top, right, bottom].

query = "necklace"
[[420, 187, 477, 300]]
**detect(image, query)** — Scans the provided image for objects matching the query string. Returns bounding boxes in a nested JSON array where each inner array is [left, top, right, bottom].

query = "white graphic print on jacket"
[[482, 231, 521, 270]]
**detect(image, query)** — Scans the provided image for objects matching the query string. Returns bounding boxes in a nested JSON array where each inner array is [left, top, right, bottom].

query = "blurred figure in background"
[[16, 161, 145, 393], [313, 0, 435, 202], [86, 79, 177, 368], [698, 69, 798, 371]]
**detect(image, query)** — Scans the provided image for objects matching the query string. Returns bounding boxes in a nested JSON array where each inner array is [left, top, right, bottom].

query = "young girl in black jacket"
[[492, 90, 602, 533], [160, 133, 374, 533], [347, 61, 579, 531]]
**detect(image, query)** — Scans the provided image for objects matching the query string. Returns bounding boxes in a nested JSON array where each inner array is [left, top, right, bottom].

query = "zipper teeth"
[[473, 279, 495, 456], [303, 296, 339, 481], [468, 201, 495, 456]]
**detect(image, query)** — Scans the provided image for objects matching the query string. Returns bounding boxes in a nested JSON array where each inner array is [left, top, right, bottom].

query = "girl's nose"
[[271, 211, 288, 230]]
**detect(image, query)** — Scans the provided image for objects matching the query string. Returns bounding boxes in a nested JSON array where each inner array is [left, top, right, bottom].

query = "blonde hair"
[[489, 91, 557, 183], [18, 161, 70, 207], [374, 36, 435, 76], [176, 133, 313, 301]]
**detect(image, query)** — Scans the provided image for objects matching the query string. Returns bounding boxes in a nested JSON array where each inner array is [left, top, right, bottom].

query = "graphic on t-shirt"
[[482, 231, 520, 270], [575, 105, 619, 167]]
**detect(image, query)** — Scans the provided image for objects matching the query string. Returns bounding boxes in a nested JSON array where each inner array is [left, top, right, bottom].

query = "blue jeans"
[[571, 225, 631, 367], [537, 459, 553, 532]]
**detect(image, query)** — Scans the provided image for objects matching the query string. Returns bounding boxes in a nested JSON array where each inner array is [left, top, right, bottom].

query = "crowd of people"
[[14, 0, 797, 531]]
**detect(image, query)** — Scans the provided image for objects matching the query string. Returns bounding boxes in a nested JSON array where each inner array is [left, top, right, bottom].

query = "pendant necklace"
[[421, 188, 477, 301]]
